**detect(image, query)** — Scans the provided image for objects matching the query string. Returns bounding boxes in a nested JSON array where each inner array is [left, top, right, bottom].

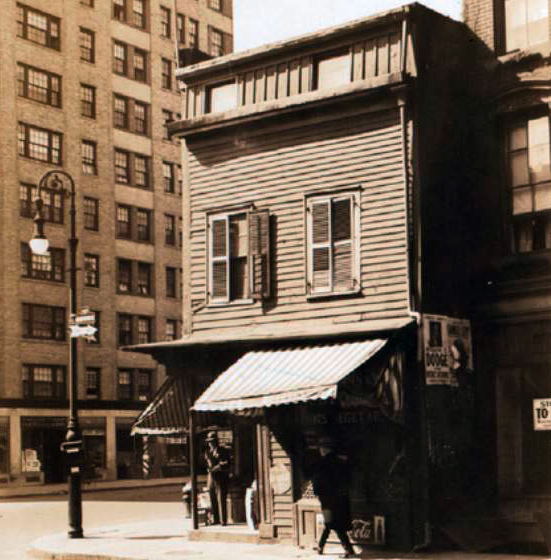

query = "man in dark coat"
[[312, 436, 355, 557], [204, 431, 230, 525]]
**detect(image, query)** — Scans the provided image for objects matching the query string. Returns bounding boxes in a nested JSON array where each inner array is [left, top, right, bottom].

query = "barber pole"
[[142, 436, 151, 479]]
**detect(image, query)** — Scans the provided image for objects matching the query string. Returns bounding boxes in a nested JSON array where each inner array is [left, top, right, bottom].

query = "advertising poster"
[[533, 398, 551, 431]]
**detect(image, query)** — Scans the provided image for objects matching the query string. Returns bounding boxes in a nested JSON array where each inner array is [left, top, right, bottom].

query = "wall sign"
[[270, 463, 291, 495], [533, 398, 551, 431]]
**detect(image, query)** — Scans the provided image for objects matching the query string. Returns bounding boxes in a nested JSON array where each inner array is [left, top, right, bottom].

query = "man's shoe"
[[313, 545, 323, 555]]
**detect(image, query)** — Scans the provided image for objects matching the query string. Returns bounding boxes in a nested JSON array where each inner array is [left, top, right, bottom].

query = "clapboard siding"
[[270, 434, 294, 539], [186, 108, 410, 334]]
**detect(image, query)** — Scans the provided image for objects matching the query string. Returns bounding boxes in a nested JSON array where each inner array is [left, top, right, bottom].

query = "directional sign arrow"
[[69, 325, 98, 338]]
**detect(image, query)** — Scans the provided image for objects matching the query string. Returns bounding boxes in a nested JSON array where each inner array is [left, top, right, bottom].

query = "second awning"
[[193, 339, 387, 412]]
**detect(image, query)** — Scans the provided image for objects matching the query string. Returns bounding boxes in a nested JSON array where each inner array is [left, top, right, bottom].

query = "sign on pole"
[[533, 398, 551, 431]]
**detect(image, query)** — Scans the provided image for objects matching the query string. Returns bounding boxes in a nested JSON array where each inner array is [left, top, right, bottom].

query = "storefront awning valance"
[[193, 339, 388, 412], [131, 376, 190, 436]]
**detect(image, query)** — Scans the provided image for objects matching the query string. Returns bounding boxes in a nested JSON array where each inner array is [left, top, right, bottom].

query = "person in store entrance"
[[204, 431, 231, 525], [312, 435, 356, 557]]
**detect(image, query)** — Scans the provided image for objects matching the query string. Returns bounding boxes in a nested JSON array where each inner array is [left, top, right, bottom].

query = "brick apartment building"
[[0, 0, 232, 486]]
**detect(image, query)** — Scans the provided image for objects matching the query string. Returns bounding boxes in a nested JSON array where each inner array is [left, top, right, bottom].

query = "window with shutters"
[[306, 192, 360, 295], [208, 209, 271, 304]]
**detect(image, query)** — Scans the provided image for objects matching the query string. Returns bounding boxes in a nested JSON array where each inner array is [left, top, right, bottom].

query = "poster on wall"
[[533, 398, 551, 431], [423, 314, 473, 386]]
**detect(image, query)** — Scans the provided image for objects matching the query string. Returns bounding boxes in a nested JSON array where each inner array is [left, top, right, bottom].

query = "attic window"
[[206, 80, 237, 114], [314, 49, 351, 91]]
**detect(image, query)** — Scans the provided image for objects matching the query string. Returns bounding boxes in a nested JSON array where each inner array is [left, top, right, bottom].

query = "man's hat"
[[206, 431, 218, 442]]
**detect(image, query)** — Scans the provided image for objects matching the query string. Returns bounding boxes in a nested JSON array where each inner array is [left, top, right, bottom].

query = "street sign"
[[69, 324, 97, 341], [75, 314, 96, 325]]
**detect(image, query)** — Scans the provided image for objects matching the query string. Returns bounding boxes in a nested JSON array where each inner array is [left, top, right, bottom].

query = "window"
[[117, 314, 132, 346], [133, 0, 146, 28], [113, 0, 126, 21], [22, 303, 65, 340], [314, 50, 351, 90], [137, 262, 152, 296], [82, 140, 97, 175], [80, 28, 95, 63], [118, 259, 132, 292], [115, 149, 129, 183], [134, 101, 148, 134], [21, 243, 65, 282], [179, 217, 183, 246], [17, 63, 61, 107], [113, 95, 128, 128], [18, 122, 62, 164], [138, 316, 152, 344], [209, 27, 223, 57], [117, 369, 132, 399], [209, 0, 222, 11], [137, 369, 152, 401], [188, 18, 198, 48], [20, 183, 63, 223], [83, 197, 99, 230], [165, 319, 177, 341], [134, 154, 149, 188], [506, 115, 551, 252], [81, 84, 96, 118], [177, 14, 185, 43], [89, 311, 101, 344], [160, 6, 171, 38], [116, 205, 131, 238], [162, 109, 173, 139], [166, 266, 177, 297], [163, 162, 175, 193], [84, 254, 99, 287], [165, 214, 176, 245], [22, 365, 66, 399], [136, 208, 151, 241], [17, 4, 60, 50], [207, 81, 237, 114], [134, 49, 147, 82], [161, 58, 172, 89], [113, 42, 127, 75], [85, 368, 100, 399], [505, 0, 548, 52], [306, 192, 359, 295], [177, 165, 183, 195]]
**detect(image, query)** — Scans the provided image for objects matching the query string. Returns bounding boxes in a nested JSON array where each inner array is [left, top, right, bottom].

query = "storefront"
[[185, 324, 427, 551]]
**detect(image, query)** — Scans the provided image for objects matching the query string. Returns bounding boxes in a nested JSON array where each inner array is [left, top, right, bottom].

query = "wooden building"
[[130, 3, 488, 552]]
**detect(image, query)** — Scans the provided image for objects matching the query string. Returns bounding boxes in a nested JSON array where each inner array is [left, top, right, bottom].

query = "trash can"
[[182, 482, 192, 518]]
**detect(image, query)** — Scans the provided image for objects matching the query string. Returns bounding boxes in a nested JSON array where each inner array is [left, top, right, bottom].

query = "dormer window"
[[505, 0, 548, 52], [206, 80, 237, 114], [314, 49, 351, 91]]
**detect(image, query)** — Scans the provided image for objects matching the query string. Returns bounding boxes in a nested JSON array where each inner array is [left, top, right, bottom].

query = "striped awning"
[[193, 339, 387, 412], [131, 376, 190, 436]]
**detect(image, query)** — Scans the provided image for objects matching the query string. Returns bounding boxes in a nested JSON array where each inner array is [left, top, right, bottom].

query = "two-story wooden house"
[[130, 3, 487, 552]]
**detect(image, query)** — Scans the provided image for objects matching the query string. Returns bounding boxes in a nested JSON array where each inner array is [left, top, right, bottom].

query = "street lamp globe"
[[29, 235, 50, 256]]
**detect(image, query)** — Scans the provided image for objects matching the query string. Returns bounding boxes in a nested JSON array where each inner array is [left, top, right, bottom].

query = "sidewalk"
[[29, 517, 551, 560]]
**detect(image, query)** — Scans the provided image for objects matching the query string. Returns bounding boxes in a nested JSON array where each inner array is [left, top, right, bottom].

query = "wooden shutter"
[[309, 200, 331, 293], [332, 197, 353, 291], [249, 210, 271, 300], [223, 32, 233, 55], [210, 216, 229, 301]]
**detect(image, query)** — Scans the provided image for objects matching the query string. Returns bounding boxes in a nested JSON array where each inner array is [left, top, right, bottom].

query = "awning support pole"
[[190, 410, 198, 530]]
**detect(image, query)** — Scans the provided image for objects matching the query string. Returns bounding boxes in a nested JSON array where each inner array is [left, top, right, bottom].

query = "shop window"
[[22, 364, 66, 399], [314, 49, 351, 91], [505, 0, 548, 52], [0, 418, 9, 475], [81, 419, 106, 480], [306, 191, 360, 295], [208, 209, 271, 303], [505, 114, 551, 253]]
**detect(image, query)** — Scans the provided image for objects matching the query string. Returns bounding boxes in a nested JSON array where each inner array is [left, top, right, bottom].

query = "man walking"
[[204, 431, 230, 525]]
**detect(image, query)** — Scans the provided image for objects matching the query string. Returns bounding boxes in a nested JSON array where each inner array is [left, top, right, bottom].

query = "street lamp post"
[[30, 170, 83, 539]]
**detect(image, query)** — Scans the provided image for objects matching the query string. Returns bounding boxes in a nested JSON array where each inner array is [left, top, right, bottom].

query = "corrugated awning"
[[193, 339, 387, 412], [131, 376, 190, 436]]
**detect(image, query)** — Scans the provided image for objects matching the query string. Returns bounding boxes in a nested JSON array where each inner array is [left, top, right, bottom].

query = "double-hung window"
[[133, 0, 146, 28], [21, 243, 65, 282], [84, 197, 99, 230], [84, 254, 100, 287], [160, 6, 171, 38], [17, 64, 61, 107], [80, 28, 95, 63], [306, 192, 360, 295], [208, 209, 271, 303], [22, 365, 66, 399], [81, 84, 96, 118], [82, 140, 97, 175], [22, 303, 66, 341], [19, 122, 61, 164], [17, 4, 60, 50], [505, 0, 548, 52], [506, 114, 551, 252]]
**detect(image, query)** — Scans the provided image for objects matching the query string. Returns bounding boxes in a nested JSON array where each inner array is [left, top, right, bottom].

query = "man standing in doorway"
[[204, 431, 230, 525]]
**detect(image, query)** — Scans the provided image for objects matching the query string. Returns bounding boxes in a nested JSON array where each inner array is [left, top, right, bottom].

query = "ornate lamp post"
[[30, 170, 83, 539]]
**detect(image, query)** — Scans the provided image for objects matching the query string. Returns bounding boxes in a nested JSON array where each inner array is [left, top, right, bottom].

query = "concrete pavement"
[[28, 517, 551, 560]]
